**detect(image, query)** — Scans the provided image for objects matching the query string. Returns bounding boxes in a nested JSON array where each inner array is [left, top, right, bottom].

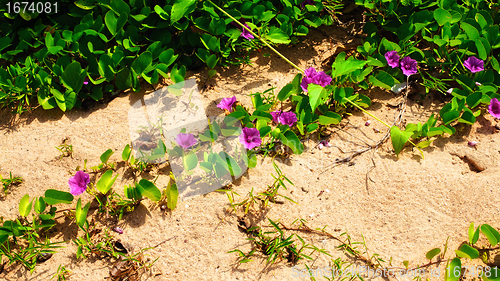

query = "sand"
[[0, 25, 499, 281]]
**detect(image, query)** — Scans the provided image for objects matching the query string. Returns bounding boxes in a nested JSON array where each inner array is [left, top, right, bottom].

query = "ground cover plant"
[[0, 0, 500, 280], [0, 0, 332, 113]]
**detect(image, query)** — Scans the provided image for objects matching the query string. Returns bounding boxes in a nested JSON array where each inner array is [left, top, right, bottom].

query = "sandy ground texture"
[[0, 24, 499, 281]]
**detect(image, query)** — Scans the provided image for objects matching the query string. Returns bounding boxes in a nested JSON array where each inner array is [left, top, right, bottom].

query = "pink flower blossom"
[[300, 67, 332, 92], [69, 171, 90, 196], [239, 127, 261, 150]]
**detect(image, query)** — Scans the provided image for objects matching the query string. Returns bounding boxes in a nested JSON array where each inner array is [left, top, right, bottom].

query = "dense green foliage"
[[0, 0, 330, 113]]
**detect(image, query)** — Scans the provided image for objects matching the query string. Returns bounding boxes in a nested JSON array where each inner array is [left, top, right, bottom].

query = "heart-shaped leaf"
[[390, 126, 413, 156], [136, 179, 161, 201]]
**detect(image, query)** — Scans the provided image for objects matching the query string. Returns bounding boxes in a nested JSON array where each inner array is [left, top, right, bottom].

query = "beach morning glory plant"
[[278, 112, 297, 127], [300, 67, 332, 92], [400, 57, 418, 76], [69, 170, 90, 196], [175, 133, 197, 150], [384, 51, 400, 68], [239, 127, 262, 150], [217, 96, 237, 112], [271, 110, 281, 123], [488, 98, 500, 119], [463, 56, 484, 73]]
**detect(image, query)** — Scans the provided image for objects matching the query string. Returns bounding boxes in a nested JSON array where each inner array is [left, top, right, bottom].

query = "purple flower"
[[446, 88, 454, 94], [278, 112, 297, 127], [231, 20, 254, 41], [301, 0, 315, 7], [83, 77, 89, 85], [270, 110, 282, 123], [69, 171, 90, 196], [384, 51, 400, 68], [464, 56, 484, 73], [114, 227, 123, 234], [400, 56, 418, 76], [488, 98, 500, 119], [239, 127, 262, 150], [318, 140, 331, 150], [300, 67, 332, 92], [241, 23, 254, 40], [217, 96, 237, 112], [365, 120, 371, 126], [175, 133, 197, 150]]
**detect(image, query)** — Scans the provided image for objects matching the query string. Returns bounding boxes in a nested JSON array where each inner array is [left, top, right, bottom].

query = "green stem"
[[207, 0, 304, 74]]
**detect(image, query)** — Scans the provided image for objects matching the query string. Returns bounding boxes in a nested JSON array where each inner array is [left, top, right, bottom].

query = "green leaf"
[[183, 152, 198, 171], [122, 144, 131, 161], [265, 27, 290, 44], [445, 257, 461, 281], [105, 10, 127, 36], [136, 179, 161, 201], [460, 22, 479, 40], [98, 54, 115, 81], [96, 170, 118, 195], [318, 111, 342, 125], [219, 152, 242, 177], [19, 194, 31, 217], [61, 62, 85, 93], [277, 83, 294, 102], [44, 189, 74, 205], [442, 110, 460, 125], [425, 248, 441, 260], [332, 59, 367, 78], [279, 131, 304, 154], [75, 198, 90, 227], [433, 8, 452, 26], [124, 184, 141, 201], [458, 110, 476, 125], [131, 51, 152, 75], [37, 89, 56, 110], [171, 0, 196, 24], [34, 197, 46, 214], [469, 222, 480, 245], [390, 126, 413, 156], [466, 92, 483, 109], [308, 84, 327, 113], [100, 149, 114, 163], [481, 224, 500, 246], [206, 54, 218, 69], [166, 181, 178, 210], [456, 244, 479, 259]]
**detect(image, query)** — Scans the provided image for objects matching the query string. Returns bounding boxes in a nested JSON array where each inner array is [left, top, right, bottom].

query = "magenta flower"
[[318, 140, 331, 150], [270, 110, 282, 123], [488, 98, 500, 119], [400, 57, 418, 76], [241, 23, 254, 40], [384, 51, 400, 68], [83, 77, 89, 85], [278, 112, 297, 127], [464, 56, 484, 73], [231, 20, 254, 41], [301, 0, 315, 7], [239, 127, 262, 150], [114, 227, 123, 234], [175, 133, 197, 150], [300, 67, 332, 92], [69, 171, 90, 196], [217, 96, 237, 112]]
